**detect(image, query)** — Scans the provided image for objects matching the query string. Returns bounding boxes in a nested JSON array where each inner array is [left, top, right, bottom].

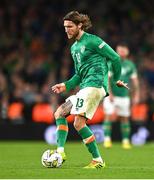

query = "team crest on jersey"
[[80, 45, 85, 53]]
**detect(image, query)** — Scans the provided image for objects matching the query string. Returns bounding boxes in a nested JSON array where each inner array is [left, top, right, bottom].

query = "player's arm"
[[91, 36, 121, 81], [52, 74, 80, 94], [92, 36, 128, 89], [64, 73, 80, 92], [103, 47, 129, 89], [131, 76, 140, 104], [108, 74, 114, 101], [64, 50, 81, 92], [102, 44, 121, 83], [130, 64, 140, 104]]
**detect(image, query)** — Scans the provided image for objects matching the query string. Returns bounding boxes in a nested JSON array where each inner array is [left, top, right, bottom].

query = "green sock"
[[120, 121, 131, 140], [56, 118, 68, 147], [78, 126, 101, 158], [103, 120, 112, 138]]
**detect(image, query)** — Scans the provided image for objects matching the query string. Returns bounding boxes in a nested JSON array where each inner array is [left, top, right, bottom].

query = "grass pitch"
[[0, 141, 154, 179]]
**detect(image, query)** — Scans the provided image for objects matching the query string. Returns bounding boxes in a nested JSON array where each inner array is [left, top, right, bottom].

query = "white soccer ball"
[[41, 150, 63, 168]]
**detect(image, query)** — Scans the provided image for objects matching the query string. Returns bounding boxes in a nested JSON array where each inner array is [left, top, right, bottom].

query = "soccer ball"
[[41, 150, 63, 168]]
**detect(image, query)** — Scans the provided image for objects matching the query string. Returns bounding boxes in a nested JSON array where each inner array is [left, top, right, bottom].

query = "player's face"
[[116, 46, 129, 58], [64, 20, 80, 39]]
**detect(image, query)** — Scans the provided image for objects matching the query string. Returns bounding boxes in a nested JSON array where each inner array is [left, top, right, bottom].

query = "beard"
[[68, 29, 80, 40]]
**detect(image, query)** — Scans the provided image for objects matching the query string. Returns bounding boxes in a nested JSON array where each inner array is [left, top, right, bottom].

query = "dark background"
[[0, 0, 153, 141]]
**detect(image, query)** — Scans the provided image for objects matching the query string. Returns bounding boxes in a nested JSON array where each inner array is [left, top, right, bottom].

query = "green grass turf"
[[0, 141, 154, 179]]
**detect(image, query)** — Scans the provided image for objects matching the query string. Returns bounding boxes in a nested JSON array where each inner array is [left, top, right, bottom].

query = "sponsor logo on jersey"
[[99, 42, 106, 49]]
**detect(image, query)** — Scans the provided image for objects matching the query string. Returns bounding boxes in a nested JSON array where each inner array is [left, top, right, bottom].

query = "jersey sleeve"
[[64, 73, 80, 92], [130, 61, 138, 79], [64, 46, 81, 92], [91, 36, 121, 82]]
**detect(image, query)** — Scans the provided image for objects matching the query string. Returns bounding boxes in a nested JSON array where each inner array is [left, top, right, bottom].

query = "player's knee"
[[73, 120, 80, 130], [54, 110, 59, 119], [54, 108, 64, 119], [73, 116, 86, 131]]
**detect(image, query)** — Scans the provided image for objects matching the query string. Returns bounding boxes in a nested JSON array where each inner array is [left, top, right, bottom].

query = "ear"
[[78, 23, 83, 29], [126, 48, 130, 56]]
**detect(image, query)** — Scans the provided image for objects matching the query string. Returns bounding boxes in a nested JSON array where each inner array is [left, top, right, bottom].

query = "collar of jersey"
[[77, 32, 86, 42]]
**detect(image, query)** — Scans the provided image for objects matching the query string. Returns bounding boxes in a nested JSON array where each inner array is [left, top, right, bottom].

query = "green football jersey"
[[110, 59, 137, 97], [65, 32, 121, 93]]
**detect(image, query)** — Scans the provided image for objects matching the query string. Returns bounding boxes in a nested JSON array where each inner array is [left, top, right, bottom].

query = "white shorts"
[[103, 96, 130, 117], [66, 87, 106, 120]]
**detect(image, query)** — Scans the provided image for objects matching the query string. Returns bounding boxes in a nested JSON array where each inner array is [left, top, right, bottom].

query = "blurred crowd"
[[0, 0, 153, 123]]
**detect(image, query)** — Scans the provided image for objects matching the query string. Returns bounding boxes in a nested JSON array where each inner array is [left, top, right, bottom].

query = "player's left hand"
[[116, 80, 130, 90]]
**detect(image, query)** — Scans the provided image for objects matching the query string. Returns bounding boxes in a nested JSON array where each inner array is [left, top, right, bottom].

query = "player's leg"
[[115, 97, 131, 149], [119, 116, 131, 149], [103, 97, 115, 148], [54, 100, 72, 160], [103, 114, 113, 148], [74, 115, 105, 169], [69, 87, 106, 168]]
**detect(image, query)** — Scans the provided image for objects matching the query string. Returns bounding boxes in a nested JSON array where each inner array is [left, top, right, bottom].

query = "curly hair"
[[63, 11, 92, 30]]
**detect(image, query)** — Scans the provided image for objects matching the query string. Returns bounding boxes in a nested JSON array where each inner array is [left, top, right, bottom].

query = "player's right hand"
[[51, 83, 66, 94]]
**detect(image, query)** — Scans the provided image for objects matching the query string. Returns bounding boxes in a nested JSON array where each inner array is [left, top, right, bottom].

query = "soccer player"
[[103, 43, 140, 149], [51, 11, 128, 169]]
